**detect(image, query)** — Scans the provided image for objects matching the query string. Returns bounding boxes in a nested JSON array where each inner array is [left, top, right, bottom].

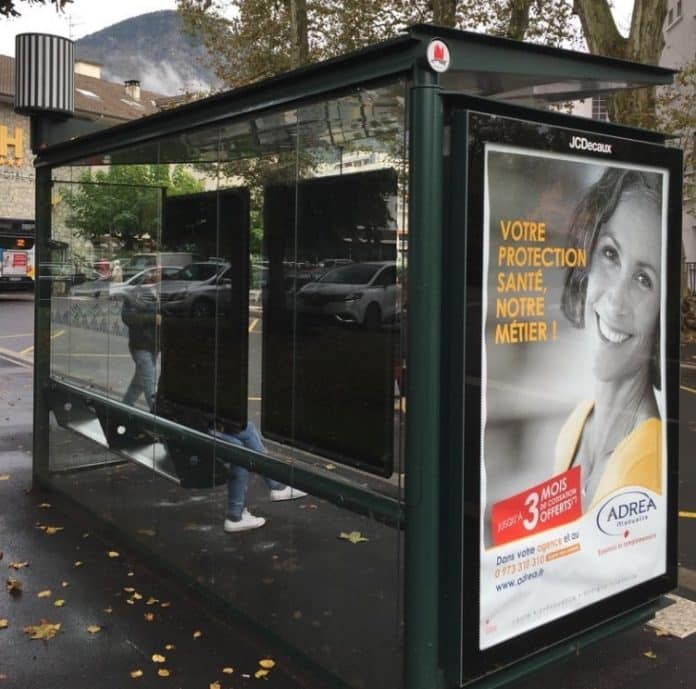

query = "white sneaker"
[[269, 486, 307, 502], [223, 509, 266, 532]]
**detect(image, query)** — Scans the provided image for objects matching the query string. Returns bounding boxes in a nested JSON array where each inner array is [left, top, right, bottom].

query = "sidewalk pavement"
[[0, 359, 330, 689], [1, 353, 696, 689]]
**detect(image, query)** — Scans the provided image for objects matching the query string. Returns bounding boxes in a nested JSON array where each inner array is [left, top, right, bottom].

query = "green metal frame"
[[30, 25, 679, 689]]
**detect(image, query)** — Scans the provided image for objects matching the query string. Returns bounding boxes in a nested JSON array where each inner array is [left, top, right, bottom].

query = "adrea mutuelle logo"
[[596, 490, 658, 536]]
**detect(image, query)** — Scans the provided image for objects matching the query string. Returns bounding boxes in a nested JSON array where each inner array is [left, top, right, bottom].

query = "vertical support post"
[[405, 70, 444, 689], [33, 164, 52, 481]]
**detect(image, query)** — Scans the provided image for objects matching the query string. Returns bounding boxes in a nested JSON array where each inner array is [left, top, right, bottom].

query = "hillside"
[[75, 10, 220, 96]]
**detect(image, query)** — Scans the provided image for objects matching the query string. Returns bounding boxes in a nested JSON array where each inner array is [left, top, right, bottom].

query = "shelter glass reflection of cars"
[[295, 261, 400, 328], [145, 261, 231, 318]]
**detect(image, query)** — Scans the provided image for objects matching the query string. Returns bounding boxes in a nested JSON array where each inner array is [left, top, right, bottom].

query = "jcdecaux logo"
[[569, 135, 612, 154], [596, 491, 657, 536]]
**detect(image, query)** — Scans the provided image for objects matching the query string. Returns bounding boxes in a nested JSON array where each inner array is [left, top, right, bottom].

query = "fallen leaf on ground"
[[132, 592, 143, 600], [38, 503, 51, 508], [8, 561, 28, 570], [157, 669, 170, 677], [165, 644, 175, 650], [145, 597, 158, 605], [193, 630, 202, 639], [54, 600, 65, 607], [655, 629, 670, 637], [61, 582, 69, 588], [160, 601, 171, 608], [254, 669, 270, 678], [339, 531, 369, 544], [37, 590, 52, 598], [643, 650, 657, 659], [6, 579, 22, 596], [104, 607, 113, 614], [144, 612, 155, 622], [107, 551, 119, 558], [130, 669, 143, 678], [137, 529, 156, 537], [74, 561, 84, 568], [87, 625, 101, 634], [258, 659, 275, 669], [222, 667, 234, 674], [0, 619, 8, 629], [0, 475, 9, 481], [152, 654, 166, 663], [123, 587, 135, 593], [23, 620, 61, 640], [43, 526, 64, 535], [210, 682, 221, 689]]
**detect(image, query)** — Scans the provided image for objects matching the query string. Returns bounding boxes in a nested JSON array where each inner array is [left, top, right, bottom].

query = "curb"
[[0, 345, 33, 368]]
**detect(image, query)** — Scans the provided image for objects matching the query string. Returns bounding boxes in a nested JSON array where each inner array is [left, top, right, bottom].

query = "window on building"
[[591, 95, 609, 121], [676, 0, 682, 17], [668, 8, 673, 24]]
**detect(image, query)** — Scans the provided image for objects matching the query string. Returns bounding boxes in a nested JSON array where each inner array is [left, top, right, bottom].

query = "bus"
[[0, 218, 35, 291]]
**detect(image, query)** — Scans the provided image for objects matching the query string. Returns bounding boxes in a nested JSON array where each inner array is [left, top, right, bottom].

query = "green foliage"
[[657, 60, 696, 213], [0, 0, 70, 18], [63, 165, 204, 251], [177, 0, 581, 89]]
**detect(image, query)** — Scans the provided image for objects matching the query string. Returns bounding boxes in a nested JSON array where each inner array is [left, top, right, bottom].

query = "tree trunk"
[[431, 0, 456, 27], [505, 0, 534, 40], [573, 0, 667, 127], [288, 0, 309, 67]]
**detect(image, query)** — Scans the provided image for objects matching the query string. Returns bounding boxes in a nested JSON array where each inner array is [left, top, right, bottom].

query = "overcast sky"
[[0, 0, 635, 58], [0, 0, 178, 56]]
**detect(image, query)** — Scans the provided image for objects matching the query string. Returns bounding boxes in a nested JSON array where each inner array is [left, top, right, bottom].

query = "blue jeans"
[[123, 348, 157, 410], [211, 422, 285, 520]]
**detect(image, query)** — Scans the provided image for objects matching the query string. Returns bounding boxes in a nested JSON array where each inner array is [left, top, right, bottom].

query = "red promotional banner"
[[491, 467, 582, 546]]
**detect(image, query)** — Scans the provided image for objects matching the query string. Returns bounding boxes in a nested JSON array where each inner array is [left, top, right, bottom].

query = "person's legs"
[[213, 428, 265, 532], [235, 422, 288, 492], [225, 463, 250, 520], [123, 348, 156, 409]]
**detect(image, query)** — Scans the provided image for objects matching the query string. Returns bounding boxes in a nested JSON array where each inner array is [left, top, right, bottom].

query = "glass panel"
[[43, 79, 408, 689]]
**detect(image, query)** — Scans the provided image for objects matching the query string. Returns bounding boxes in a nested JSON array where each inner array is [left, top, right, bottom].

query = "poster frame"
[[442, 96, 682, 686]]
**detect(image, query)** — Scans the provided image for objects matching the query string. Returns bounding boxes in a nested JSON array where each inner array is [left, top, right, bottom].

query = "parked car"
[[295, 261, 399, 328], [146, 261, 230, 318], [109, 266, 182, 299], [121, 252, 196, 280], [70, 266, 181, 299]]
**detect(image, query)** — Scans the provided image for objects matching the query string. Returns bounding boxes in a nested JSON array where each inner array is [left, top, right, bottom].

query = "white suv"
[[296, 261, 399, 328]]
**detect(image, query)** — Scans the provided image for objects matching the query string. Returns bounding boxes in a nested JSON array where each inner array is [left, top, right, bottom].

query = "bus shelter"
[[26, 25, 682, 689]]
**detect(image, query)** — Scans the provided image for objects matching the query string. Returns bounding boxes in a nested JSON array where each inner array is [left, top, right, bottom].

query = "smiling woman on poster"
[[554, 168, 663, 511]]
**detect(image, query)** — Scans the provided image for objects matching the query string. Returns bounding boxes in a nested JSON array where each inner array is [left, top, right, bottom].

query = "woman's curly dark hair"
[[561, 167, 663, 387], [561, 168, 662, 327]]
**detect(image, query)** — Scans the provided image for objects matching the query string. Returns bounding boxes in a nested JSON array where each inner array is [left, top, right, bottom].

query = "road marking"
[[680, 511, 696, 519], [0, 332, 32, 339], [248, 318, 259, 333], [19, 345, 33, 356], [50, 329, 65, 340], [681, 384, 696, 395], [248, 397, 261, 401], [50, 353, 131, 358]]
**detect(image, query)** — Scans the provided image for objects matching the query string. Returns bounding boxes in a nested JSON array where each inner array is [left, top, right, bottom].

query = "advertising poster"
[[478, 143, 669, 649]]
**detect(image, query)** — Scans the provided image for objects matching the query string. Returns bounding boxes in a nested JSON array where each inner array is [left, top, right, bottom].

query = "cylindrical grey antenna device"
[[14, 33, 74, 116]]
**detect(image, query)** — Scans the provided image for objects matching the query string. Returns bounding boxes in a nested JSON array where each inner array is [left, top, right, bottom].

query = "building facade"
[[0, 55, 162, 223]]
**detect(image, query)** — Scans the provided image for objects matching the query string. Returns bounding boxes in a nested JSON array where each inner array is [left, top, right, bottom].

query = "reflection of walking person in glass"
[[555, 169, 663, 511], [121, 269, 161, 411], [210, 420, 307, 533]]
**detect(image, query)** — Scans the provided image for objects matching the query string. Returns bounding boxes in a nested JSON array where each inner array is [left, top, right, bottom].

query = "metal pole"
[[405, 69, 444, 689], [33, 164, 52, 482]]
